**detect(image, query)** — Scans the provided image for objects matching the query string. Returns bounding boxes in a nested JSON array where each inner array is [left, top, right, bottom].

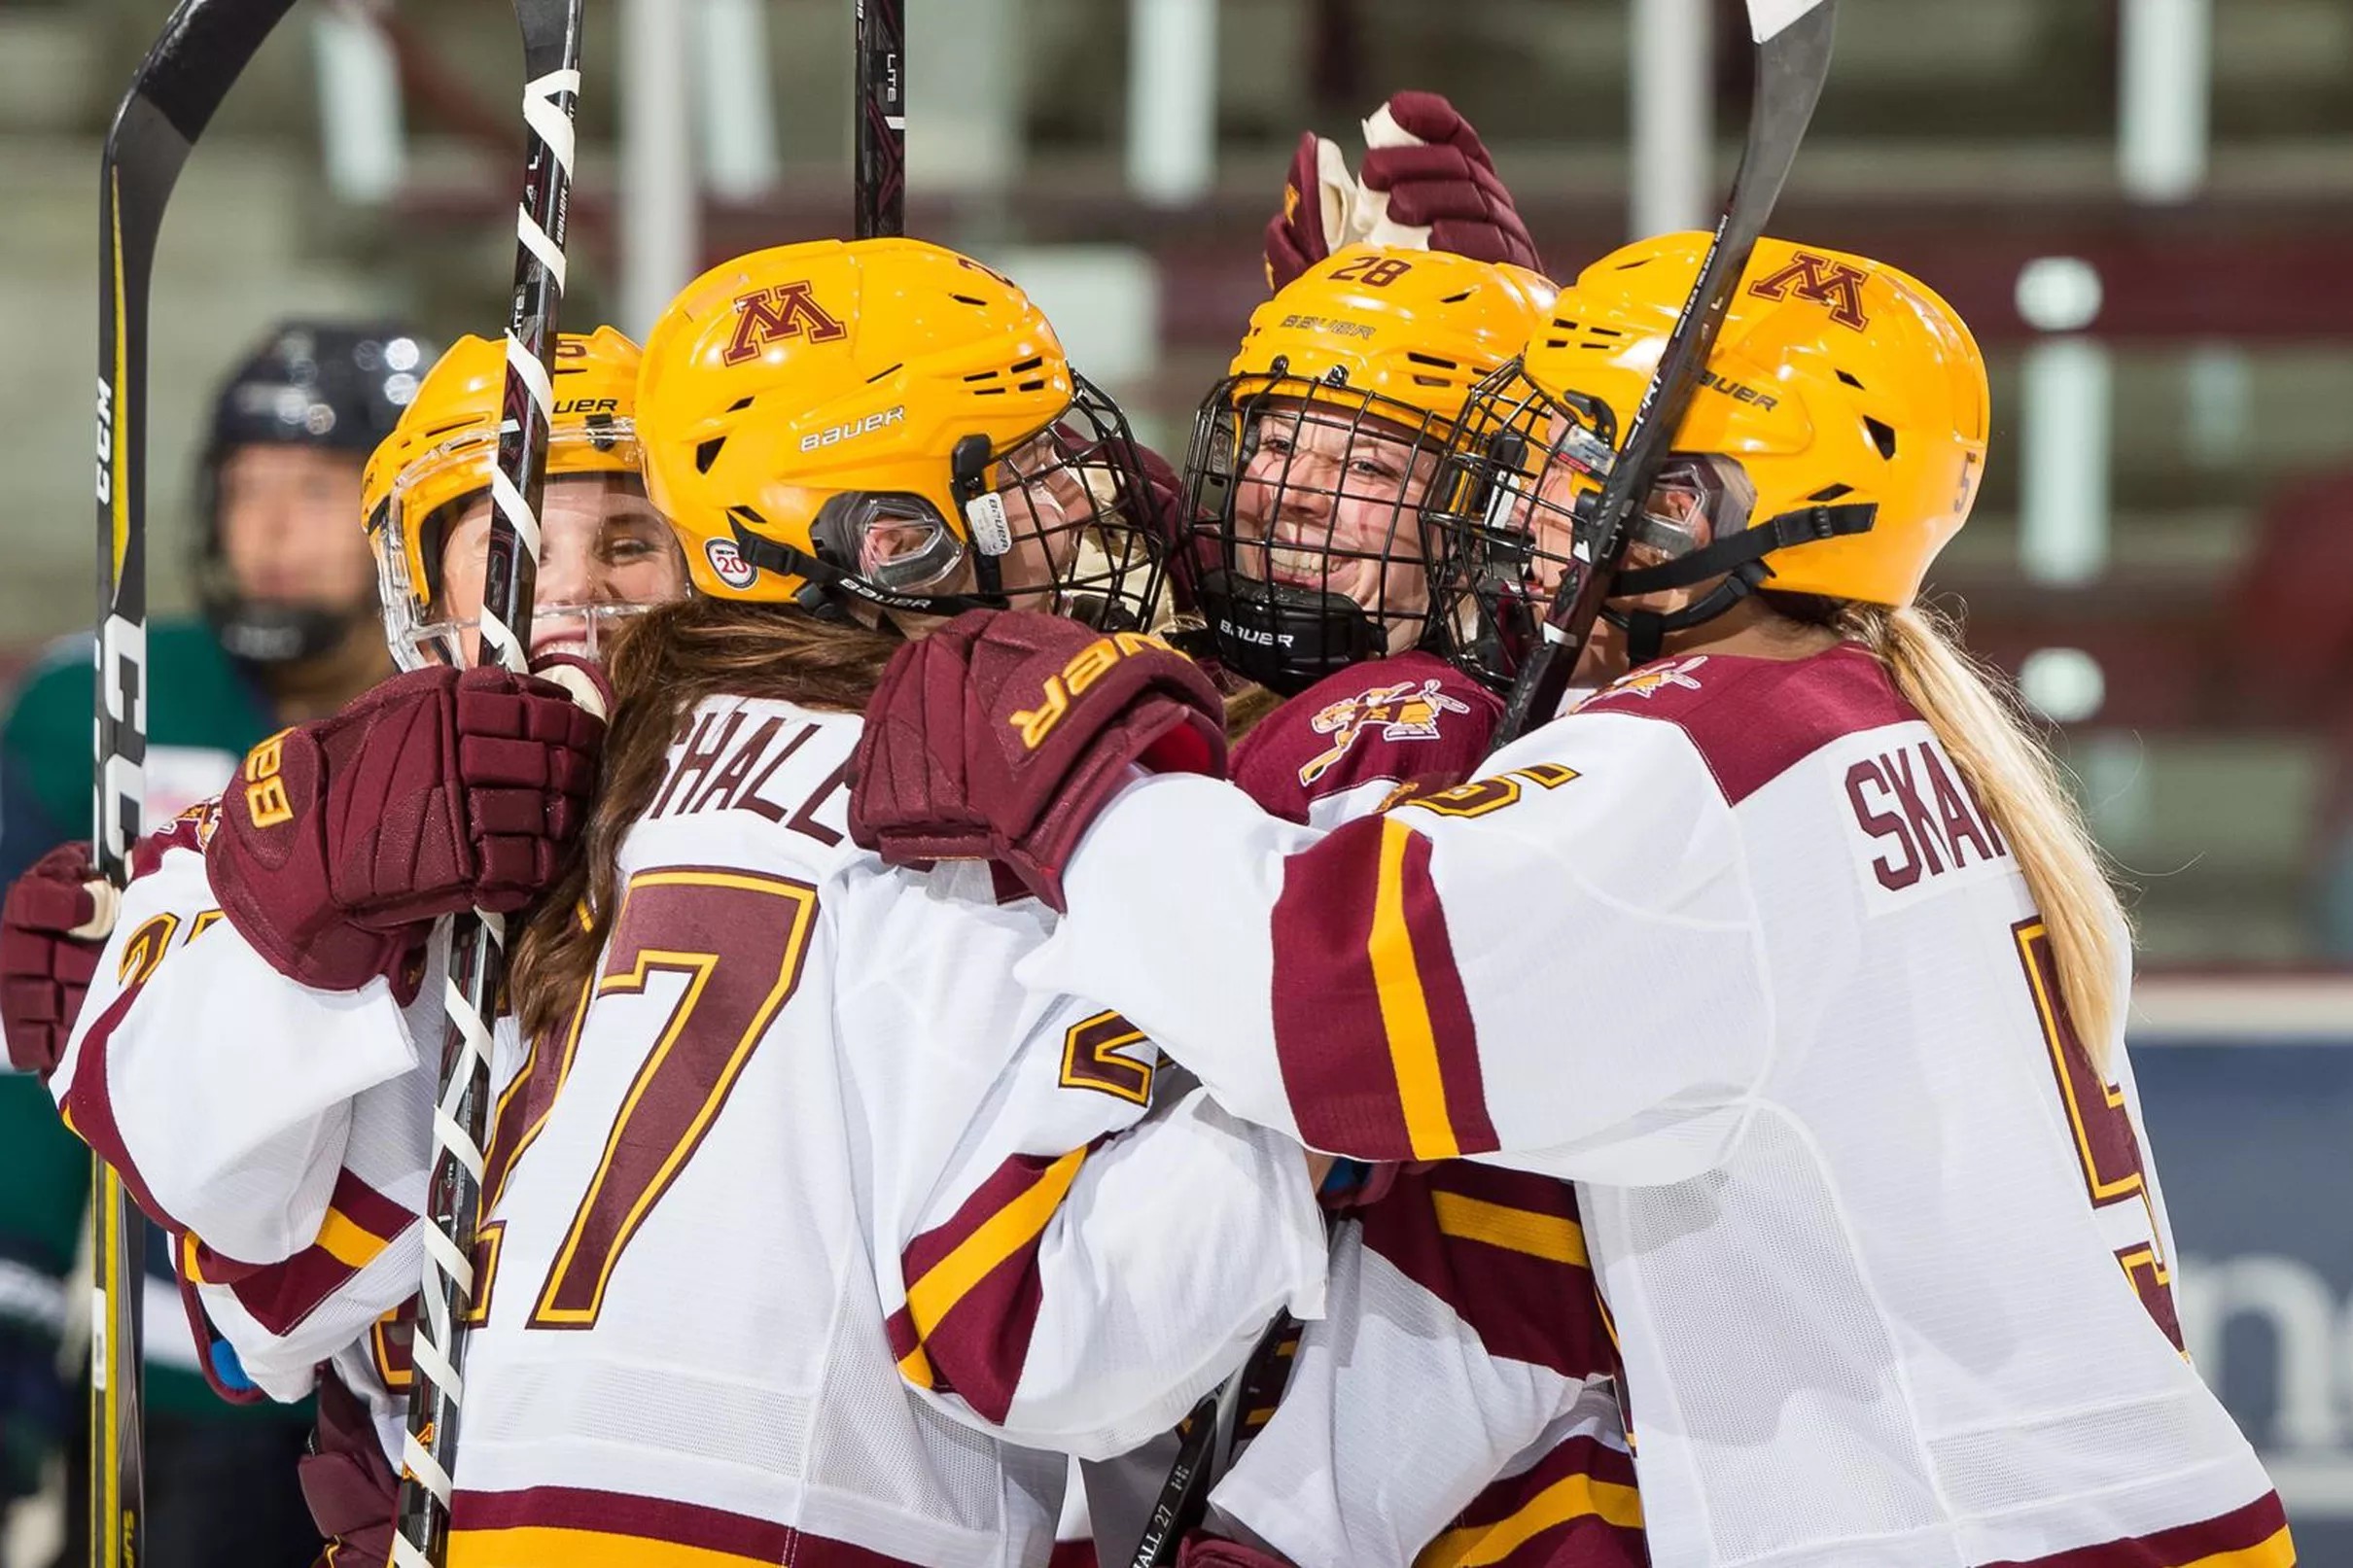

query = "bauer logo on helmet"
[[799, 406, 907, 454]]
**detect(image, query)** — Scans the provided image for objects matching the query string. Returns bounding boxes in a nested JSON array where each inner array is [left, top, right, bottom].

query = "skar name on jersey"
[[801, 406, 906, 453]]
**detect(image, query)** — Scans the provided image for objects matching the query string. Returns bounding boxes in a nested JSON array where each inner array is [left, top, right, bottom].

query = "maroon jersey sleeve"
[[1230, 650, 1501, 824]]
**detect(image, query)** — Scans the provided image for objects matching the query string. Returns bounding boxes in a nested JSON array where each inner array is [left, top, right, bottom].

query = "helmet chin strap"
[[1598, 500, 1877, 666], [208, 590, 376, 668], [1603, 559, 1770, 667]]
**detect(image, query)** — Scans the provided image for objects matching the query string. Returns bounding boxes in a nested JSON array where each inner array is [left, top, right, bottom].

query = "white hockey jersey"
[[1208, 1162, 1642, 1568], [1023, 645, 2289, 1568], [57, 695, 1328, 1568], [1204, 653, 1644, 1568]]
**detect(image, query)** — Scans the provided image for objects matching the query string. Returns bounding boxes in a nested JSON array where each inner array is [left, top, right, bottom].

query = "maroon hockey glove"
[[207, 663, 604, 993], [297, 1371, 396, 1568], [1358, 91, 1541, 274], [850, 610, 1227, 910], [1, 842, 111, 1077], [1180, 1537, 1299, 1568], [1263, 130, 1358, 291]]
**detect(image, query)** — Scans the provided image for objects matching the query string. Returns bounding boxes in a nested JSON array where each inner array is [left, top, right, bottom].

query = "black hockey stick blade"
[[1492, 0, 1837, 749], [1127, 1390, 1220, 1568], [92, 7, 299, 1567], [856, 0, 907, 237]]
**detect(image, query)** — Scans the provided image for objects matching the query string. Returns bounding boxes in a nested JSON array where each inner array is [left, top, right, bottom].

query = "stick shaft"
[[1493, 1, 1837, 748], [88, 5, 301, 1559], [393, 6, 583, 1561], [855, 0, 906, 237]]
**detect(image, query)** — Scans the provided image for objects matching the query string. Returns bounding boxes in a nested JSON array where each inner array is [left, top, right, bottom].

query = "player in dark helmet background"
[[191, 323, 432, 690], [0, 320, 431, 1568], [1, 321, 431, 883]]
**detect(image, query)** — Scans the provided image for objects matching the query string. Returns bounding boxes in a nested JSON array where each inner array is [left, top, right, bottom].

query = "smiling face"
[[1228, 401, 1443, 652], [433, 472, 687, 663]]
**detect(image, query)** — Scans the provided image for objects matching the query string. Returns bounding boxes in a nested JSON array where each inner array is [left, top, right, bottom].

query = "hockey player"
[[0, 321, 427, 1568], [846, 233, 2293, 1568], [449, 234, 1323, 1566], [362, 324, 688, 671], [1165, 249, 1643, 1568], [1187, 246, 1552, 696], [4, 325, 686, 1565]]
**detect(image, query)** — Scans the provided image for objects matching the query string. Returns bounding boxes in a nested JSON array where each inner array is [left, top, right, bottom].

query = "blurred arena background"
[[1, 0, 2349, 1558]]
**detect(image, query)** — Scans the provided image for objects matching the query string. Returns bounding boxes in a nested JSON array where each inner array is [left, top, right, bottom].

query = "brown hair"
[[1222, 679, 1283, 743], [509, 597, 898, 1039], [1766, 591, 2130, 1070]]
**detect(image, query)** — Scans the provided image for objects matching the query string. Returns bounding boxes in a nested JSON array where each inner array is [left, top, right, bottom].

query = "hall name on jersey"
[[1842, 734, 2010, 904], [648, 706, 851, 845]]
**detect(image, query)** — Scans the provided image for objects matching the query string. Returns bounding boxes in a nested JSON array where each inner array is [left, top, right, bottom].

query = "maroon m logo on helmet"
[[722, 283, 849, 365], [1746, 251, 1872, 331]]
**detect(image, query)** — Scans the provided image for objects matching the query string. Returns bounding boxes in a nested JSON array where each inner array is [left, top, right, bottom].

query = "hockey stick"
[[390, 2, 584, 1563], [90, 5, 299, 1564], [1126, 1313, 1293, 1568], [855, 0, 907, 237], [1491, 0, 1838, 748]]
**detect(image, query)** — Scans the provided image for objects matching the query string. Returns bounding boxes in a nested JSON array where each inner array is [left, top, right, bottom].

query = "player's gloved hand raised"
[[1264, 128, 1361, 291], [848, 610, 1227, 910], [1263, 91, 1540, 292], [1, 841, 115, 1077], [1355, 91, 1541, 274], [207, 661, 606, 993]]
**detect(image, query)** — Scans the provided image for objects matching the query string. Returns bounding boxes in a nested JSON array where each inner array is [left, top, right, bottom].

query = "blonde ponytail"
[[1842, 603, 2130, 1071]]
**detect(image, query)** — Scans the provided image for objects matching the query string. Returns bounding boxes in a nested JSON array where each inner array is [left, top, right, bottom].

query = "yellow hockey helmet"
[[1437, 232, 1989, 682], [1223, 245, 1558, 427], [1183, 244, 1556, 692], [363, 327, 656, 668], [635, 236, 1164, 627]]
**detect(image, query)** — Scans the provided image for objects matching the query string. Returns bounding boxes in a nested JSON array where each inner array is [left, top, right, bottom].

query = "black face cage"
[[732, 372, 1169, 633], [984, 374, 1169, 634], [1181, 365, 1457, 695], [1426, 361, 1809, 686]]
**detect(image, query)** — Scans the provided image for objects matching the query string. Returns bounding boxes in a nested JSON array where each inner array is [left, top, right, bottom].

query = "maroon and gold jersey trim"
[[1983, 1492, 2293, 1568], [1416, 1431, 1644, 1568], [449, 1485, 925, 1567], [1359, 1164, 1609, 1382], [1269, 814, 1495, 1163], [886, 1140, 1098, 1420], [186, 1167, 410, 1337], [1576, 644, 1916, 807]]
